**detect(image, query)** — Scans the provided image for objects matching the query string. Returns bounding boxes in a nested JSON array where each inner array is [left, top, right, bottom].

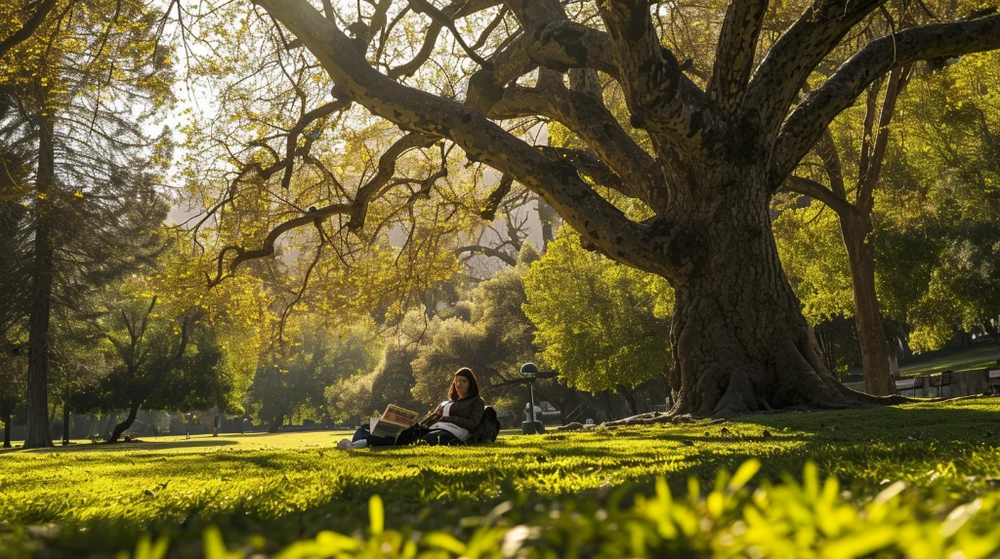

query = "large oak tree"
[[199, 0, 1000, 417]]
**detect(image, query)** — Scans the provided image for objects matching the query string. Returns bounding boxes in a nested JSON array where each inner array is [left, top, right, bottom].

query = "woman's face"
[[454, 375, 470, 397]]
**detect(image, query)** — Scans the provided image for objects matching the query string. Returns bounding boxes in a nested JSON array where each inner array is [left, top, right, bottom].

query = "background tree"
[[326, 343, 419, 422], [250, 317, 383, 431], [1, 0, 174, 447], [902, 49, 1000, 350], [523, 228, 673, 415], [72, 294, 225, 444]]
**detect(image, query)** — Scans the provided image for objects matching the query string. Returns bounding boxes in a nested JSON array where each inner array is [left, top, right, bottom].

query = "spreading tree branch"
[[388, 0, 501, 79], [254, 0, 681, 278], [407, 0, 491, 68], [709, 0, 769, 113], [744, 0, 885, 137], [489, 85, 666, 211], [207, 203, 351, 286], [456, 244, 517, 266], [0, 0, 64, 59], [280, 97, 352, 189], [783, 175, 857, 219], [596, 0, 711, 157], [480, 173, 513, 221], [347, 132, 437, 230], [855, 65, 910, 215], [770, 13, 1000, 184]]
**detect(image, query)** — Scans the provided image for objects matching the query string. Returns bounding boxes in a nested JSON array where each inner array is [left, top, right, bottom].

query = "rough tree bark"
[[25, 109, 55, 448], [237, 0, 1000, 417], [841, 215, 896, 395], [668, 177, 855, 416]]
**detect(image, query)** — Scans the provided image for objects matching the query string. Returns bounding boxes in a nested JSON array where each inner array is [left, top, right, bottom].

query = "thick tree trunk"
[[598, 391, 615, 421], [268, 415, 283, 433], [617, 384, 639, 416], [814, 328, 836, 372], [62, 403, 70, 445], [841, 218, 895, 396], [2, 410, 11, 448], [107, 402, 140, 444], [670, 184, 856, 417], [982, 319, 1000, 346], [25, 110, 56, 449]]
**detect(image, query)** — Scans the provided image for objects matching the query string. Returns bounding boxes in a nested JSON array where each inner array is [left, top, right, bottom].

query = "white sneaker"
[[336, 438, 351, 450], [348, 439, 368, 449]]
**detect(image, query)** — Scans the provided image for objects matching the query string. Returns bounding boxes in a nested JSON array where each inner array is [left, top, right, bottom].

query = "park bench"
[[894, 376, 924, 396], [988, 369, 1000, 395]]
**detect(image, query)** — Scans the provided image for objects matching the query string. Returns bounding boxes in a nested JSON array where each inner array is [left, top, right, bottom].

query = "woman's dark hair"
[[449, 367, 480, 400]]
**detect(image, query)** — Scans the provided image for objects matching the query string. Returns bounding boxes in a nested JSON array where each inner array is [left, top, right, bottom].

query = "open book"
[[369, 404, 443, 438]]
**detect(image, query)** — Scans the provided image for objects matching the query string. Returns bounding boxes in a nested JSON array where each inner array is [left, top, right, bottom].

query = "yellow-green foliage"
[[523, 228, 674, 392], [2, 400, 1000, 557]]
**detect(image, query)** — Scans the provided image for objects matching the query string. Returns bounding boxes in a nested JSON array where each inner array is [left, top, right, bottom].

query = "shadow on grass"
[[6, 401, 1000, 556], [0, 438, 239, 455]]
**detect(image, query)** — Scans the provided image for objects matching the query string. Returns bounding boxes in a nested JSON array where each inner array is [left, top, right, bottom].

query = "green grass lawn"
[[3, 400, 1000, 558], [898, 345, 1000, 377]]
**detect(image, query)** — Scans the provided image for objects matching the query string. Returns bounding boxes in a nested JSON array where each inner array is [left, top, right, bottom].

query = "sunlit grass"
[[898, 345, 1000, 376], [2, 399, 1000, 557]]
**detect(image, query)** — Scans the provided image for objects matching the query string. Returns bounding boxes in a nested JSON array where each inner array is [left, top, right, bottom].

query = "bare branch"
[[855, 65, 909, 214], [456, 244, 517, 266], [783, 175, 856, 219], [347, 133, 437, 230], [480, 173, 513, 221], [816, 128, 846, 199], [407, 0, 491, 68], [388, 0, 502, 79], [207, 203, 351, 286], [281, 97, 352, 189]]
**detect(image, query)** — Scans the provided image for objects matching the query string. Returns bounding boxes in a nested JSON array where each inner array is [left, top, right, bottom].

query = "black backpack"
[[470, 406, 501, 444]]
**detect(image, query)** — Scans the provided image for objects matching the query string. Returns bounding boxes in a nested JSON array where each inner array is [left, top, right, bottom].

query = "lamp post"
[[520, 362, 542, 435]]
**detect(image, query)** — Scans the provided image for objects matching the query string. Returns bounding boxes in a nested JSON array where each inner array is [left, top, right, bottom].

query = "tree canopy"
[[174, 0, 999, 417]]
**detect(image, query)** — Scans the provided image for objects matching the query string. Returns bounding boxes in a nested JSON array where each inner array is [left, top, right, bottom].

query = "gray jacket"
[[441, 394, 485, 431]]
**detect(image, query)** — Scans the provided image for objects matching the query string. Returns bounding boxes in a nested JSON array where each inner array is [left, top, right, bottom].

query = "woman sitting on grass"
[[338, 367, 486, 449]]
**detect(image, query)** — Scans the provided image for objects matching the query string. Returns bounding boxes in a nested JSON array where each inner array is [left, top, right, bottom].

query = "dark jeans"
[[353, 427, 463, 446], [352, 427, 398, 447], [421, 429, 462, 446]]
